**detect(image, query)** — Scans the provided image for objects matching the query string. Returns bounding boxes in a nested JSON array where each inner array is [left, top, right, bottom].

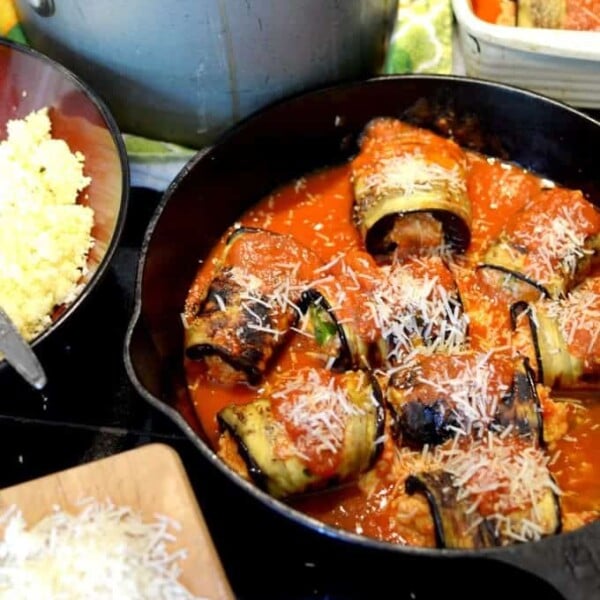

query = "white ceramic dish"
[[452, 0, 600, 109]]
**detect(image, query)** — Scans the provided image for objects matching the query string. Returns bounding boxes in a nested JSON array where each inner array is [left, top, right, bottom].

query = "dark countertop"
[[0, 187, 570, 600]]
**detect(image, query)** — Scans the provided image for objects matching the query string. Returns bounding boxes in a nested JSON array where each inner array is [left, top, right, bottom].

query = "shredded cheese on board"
[[0, 500, 203, 600]]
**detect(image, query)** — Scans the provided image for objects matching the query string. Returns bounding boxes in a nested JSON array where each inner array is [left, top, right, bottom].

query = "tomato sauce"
[[184, 137, 600, 546], [551, 401, 600, 515]]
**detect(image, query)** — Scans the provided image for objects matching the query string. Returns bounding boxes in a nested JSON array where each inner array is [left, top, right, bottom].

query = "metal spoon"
[[0, 306, 47, 390]]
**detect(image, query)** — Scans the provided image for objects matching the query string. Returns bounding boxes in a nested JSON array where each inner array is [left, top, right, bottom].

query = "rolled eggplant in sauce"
[[184, 227, 321, 385], [406, 437, 561, 548], [387, 352, 542, 447], [368, 256, 469, 365], [297, 250, 377, 370], [217, 368, 385, 499], [480, 188, 600, 301], [351, 118, 472, 260], [511, 275, 600, 389]]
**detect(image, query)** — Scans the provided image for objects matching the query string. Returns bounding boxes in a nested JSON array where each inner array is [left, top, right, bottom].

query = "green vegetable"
[[310, 306, 338, 346]]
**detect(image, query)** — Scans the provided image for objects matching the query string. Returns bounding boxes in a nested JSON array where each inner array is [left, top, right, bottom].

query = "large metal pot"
[[124, 75, 600, 600], [15, 0, 396, 148]]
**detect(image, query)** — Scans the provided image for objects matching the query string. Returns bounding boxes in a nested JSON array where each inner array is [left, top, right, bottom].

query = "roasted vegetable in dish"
[[512, 275, 600, 388], [183, 117, 600, 549], [217, 368, 385, 498], [406, 437, 562, 548], [386, 352, 543, 447], [480, 188, 600, 301], [184, 227, 321, 385], [351, 117, 472, 259]]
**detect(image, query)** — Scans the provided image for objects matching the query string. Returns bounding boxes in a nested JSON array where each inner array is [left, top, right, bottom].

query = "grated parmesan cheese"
[[272, 368, 370, 459], [366, 260, 469, 361], [360, 152, 466, 210], [0, 500, 203, 600], [0, 108, 93, 341], [436, 435, 561, 541]]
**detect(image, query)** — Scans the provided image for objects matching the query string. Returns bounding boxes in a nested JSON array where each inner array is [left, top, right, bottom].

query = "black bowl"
[[125, 75, 600, 600]]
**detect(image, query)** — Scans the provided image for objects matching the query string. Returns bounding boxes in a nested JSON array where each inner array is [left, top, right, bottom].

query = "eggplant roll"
[[184, 227, 321, 385], [387, 353, 542, 446], [517, 0, 566, 28], [511, 275, 600, 389], [406, 438, 561, 548], [480, 188, 600, 301], [217, 369, 385, 499], [351, 118, 472, 259], [371, 256, 469, 364]]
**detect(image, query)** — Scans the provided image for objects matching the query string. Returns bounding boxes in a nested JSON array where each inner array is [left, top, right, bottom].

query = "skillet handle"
[[493, 522, 600, 600]]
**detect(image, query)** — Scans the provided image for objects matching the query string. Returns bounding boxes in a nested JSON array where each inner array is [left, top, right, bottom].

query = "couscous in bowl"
[[0, 39, 128, 371]]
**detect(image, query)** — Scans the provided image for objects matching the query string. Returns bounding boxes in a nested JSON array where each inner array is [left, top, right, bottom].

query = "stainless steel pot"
[[15, 0, 397, 148]]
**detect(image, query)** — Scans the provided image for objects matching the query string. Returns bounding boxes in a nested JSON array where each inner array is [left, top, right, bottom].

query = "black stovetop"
[[0, 187, 569, 600]]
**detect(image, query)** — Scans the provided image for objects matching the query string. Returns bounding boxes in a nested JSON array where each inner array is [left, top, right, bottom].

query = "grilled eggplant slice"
[[217, 369, 385, 498], [406, 467, 561, 548], [493, 358, 543, 445], [372, 256, 469, 365], [184, 227, 321, 385], [387, 352, 542, 446], [406, 471, 498, 548], [480, 188, 600, 300], [511, 276, 600, 389], [406, 436, 562, 548], [351, 117, 472, 259]]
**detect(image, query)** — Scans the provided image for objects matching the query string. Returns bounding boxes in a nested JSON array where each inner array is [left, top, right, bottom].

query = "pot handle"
[[493, 522, 600, 600]]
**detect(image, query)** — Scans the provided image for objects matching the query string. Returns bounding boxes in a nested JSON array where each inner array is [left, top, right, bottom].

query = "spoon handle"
[[0, 307, 47, 390]]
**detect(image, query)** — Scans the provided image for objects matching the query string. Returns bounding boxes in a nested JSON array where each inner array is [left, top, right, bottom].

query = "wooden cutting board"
[[0, 443, 234, 600]]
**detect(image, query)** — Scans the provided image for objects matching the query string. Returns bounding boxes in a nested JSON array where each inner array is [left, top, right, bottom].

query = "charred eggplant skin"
[[184, 271, 283, 386], [393, 399, 457, 447], [405, 472, 498, 549], [368, 370, 387, 468], [185, 227, 319, 385], [510, 301, 545, 384], [493, 358, 544, 446]]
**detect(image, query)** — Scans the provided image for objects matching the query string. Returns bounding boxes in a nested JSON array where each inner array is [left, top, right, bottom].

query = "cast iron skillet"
[[124, 75, 600, 600]]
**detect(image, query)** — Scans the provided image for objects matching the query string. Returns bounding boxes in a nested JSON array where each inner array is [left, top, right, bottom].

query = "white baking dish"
[[452, 0, 600, 109]]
